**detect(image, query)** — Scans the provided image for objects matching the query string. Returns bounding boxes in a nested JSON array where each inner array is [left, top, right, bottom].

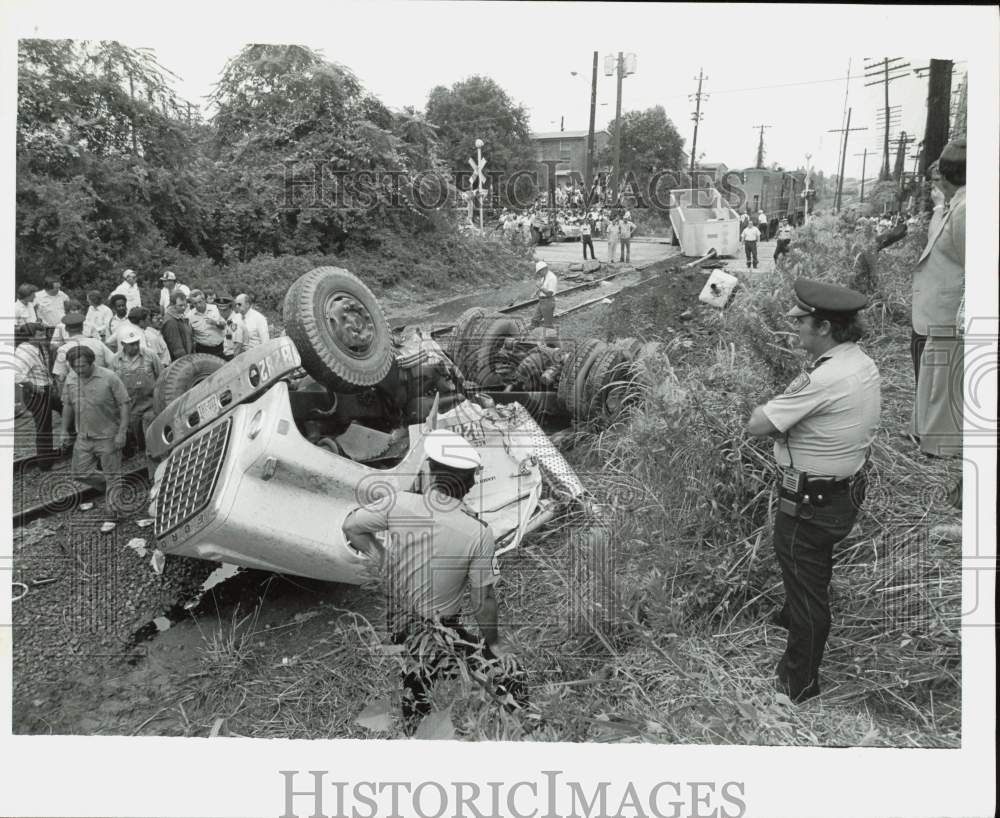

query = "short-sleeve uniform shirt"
[[345, 489, 499, 631], [62, 365, 131, 439], [53, 336, 112, 380], [539, 270, 558, 296], [761, 342, 881, 479], [34, 290, 70, 327]]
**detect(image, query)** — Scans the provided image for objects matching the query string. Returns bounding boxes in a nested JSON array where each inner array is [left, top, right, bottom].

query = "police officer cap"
[[62, 312, 85, 327], [160, 270, 176, 281], [119, 327, 143, 345], [215, 295, 234, 307], [785, 278, 868, 319], [423, 429, 482, 470], [535, 261, 549, 274]]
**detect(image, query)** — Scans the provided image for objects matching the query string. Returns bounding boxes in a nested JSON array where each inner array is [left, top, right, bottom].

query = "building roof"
[[696, 162, 728, 170], [530, 130, 591, 141]]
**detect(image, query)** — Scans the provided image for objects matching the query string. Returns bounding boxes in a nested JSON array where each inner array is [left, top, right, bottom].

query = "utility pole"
[[889, 131, 916, 183], [828, 107, 867, 212], [605, 52, 636, 206], [688, 68, 708, 182], [834, 59, 852, 193], [919, 59, 954, 176], [752, 124, 772, 169], [585, 51, 598, 197], [803, 153, 813, 223], [864, 57, 911, 181], [853, 148, 868, 203]]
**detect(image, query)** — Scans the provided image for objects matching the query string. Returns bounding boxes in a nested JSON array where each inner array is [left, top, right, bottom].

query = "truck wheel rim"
[[323, 292, 377, 359]]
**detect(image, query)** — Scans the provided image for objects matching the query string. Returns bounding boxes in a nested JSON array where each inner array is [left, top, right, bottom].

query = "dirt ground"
[[11, 247, 714, 737]]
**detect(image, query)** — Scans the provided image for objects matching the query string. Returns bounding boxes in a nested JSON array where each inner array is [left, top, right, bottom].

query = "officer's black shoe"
[[775, 675, 820, 704]]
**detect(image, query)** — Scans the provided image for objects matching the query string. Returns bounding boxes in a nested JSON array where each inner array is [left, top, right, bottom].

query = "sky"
[[4, 2, 969, 178]]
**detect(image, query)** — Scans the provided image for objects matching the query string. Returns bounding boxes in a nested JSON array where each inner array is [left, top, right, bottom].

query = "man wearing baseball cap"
[[52, 311, 112, 395], [342, 429, 524, 731], [158, 270, 190, 313], [110, 324, 161, 456], [529, 260, 558, 330], [747, 278, 881, 703]]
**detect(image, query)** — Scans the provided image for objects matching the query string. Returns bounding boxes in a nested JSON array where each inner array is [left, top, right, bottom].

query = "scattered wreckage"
[[146, 266, 663, 583]]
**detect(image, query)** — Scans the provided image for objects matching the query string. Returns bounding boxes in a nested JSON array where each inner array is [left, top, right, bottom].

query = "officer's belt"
[[780, 468, 858, 494]]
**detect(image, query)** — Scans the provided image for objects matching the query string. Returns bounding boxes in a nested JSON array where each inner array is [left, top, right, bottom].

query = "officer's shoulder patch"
[[784, 372, 811, 395]]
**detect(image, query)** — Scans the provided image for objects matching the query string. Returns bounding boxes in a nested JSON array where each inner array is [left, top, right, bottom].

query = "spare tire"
[[152, 354, 226, 416], [583, 348, 631, 425], [559, 339, 607, 418], [448, 307, 488, 372], [282, 266, 393, 393], [471, 315, 527, 387]]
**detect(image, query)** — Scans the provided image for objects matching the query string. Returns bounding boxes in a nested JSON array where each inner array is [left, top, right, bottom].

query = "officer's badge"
[[784, 372, 811, 395]]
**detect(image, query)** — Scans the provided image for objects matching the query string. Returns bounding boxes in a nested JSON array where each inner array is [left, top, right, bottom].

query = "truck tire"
[[560, 339, 607, 418], [152, 354, 226, 417], [282, 266, 393, 393], [471, 315, 527, 387], [583, 347, 631, 425], [531, 227, 542, 245], [448, 307, 488, 371], [557, 338, 601, 412]]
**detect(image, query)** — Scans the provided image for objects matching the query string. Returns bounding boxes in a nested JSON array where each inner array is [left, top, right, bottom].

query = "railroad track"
[[13, 463, 151, 528]]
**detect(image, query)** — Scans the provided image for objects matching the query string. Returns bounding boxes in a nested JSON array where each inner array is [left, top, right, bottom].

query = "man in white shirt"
[[106, 294, 131, 348], [15, 284, 38, 327], [187, 288, 227, 357], [158, 270, 190, 312], [109, 269, 142, 311], [741, 223, 761, 269], [757, 210, 769, 241], [529, 261, 558, 330], [34, 276, 71, 329], [233, 292, 270, 354], [83, 290, 114, 343], [52, 312, 112, 394]]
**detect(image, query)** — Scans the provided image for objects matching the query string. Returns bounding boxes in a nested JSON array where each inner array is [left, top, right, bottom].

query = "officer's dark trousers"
[[394, 618, 527, 728], [582, 235, 596, 259], [772, 488, 859, 701], [744, 240, 758, 268]]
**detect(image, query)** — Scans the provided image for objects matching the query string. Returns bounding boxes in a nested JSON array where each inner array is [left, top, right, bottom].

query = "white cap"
[[161, 270, 176, 281], [123, 268, 136, 279], [423, 430, 482, 470], [119, 327, 143, 345], [535, 261, 549, 273]]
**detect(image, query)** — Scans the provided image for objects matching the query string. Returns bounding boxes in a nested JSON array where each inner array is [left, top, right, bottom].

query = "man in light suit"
[[910, 139, 965, 504]]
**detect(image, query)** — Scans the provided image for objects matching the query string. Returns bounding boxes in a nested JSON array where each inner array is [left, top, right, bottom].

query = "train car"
[[737, 169, 807, 237]]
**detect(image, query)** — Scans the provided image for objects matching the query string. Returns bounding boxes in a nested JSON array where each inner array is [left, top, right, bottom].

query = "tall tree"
[[425, 76, 535, 180], [597, 106, 686, 180]]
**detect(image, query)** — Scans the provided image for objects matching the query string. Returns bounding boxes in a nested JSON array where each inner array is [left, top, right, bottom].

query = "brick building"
[[530, 130, 610, 188]]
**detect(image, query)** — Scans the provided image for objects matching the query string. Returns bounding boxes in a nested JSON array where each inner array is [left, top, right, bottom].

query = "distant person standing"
[[529, 261, 558, 330], [15, 284, 39, 327], [580, 217, 596, 260], [109, 325, 161, 456], [139, 307, 172, 367], [606, 216, 621, 263], [741, 222, 761, 269], [59, 345, 131, 518], [34, 276, 71, 333], [774, 218, 794, 262], [161, 290, 194, 361], [739, 211, 751, 239], [757, 209, 769, 241], [158, 270, 190, 313], [620, 212, 635, 263], [83, 290, 114, 343], [14, 322, 57, 468], [109, 268, 142, 311], [187, 288, 227, 357], [106, 294, 131, 346], [216, 297, 242, 361], [233, 292, 270, 354]]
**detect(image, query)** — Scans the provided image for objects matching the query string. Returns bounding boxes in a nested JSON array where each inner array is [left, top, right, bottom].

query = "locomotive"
[[730, 168, 808, 237]]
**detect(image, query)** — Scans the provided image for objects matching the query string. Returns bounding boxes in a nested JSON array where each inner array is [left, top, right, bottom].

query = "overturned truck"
[[146, 267, 662, 583]]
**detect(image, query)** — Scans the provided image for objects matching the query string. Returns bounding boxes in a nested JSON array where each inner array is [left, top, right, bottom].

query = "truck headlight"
[[248, 409, 264, 439]]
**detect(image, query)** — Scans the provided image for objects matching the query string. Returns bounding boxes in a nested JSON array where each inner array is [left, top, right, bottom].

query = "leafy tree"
[[16, 39, 208, 289], [598, 106, 686, 179], [425, 76, 535, 181]]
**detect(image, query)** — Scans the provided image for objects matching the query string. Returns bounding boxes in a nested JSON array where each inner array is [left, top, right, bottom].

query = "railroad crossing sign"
[[468, 155, 486, 188]]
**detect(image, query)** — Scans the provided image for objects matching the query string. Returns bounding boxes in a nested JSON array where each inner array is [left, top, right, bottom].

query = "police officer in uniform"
[[747, 279, 881, 703], [342, 429, 525, 730]]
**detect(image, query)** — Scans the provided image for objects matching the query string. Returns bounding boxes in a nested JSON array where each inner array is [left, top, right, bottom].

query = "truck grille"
[[155, 418, 232, 537]]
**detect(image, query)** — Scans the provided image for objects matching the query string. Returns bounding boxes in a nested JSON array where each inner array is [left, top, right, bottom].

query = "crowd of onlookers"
[[12, 268, 272, 519]]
